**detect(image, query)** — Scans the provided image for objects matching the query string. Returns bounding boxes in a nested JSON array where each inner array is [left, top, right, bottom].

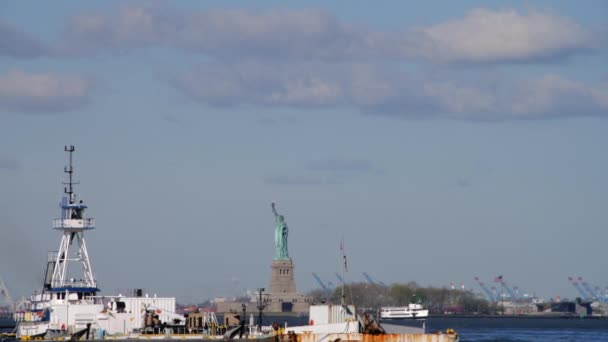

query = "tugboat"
[[15, 146, 184, 340], [16, 146, 104, 339]]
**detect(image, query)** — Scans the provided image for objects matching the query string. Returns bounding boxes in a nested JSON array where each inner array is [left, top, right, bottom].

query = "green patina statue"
[[271, 202, 290, 260]]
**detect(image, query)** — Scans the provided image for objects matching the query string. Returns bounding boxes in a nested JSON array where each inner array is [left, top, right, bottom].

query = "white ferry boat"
[[15, 146, 183, 340], [380, 303, 429, 319]]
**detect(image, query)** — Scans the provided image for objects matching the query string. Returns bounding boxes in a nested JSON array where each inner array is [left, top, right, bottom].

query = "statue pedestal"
[[269, 259, 296, 294], [266, 259, 310, 313]]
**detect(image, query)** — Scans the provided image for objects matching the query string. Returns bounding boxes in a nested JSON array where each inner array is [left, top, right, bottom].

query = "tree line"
[[307, 281, 494, 315]]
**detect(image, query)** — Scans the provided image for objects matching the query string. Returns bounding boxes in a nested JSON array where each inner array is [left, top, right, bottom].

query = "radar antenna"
[[63, 145, 79, 204]]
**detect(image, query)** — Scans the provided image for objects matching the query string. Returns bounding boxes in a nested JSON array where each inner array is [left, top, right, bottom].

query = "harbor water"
[[424, 317, 608, 341]]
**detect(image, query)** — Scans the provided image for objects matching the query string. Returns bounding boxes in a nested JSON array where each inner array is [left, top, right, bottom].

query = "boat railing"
[[52, 218, 95, 229]]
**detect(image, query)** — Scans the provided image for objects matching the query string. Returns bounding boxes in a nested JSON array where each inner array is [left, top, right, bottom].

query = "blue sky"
[[0, 1, 607, 303]]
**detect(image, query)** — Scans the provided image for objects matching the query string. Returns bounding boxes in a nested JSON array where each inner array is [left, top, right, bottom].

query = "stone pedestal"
[[269, 259, 296, 294]]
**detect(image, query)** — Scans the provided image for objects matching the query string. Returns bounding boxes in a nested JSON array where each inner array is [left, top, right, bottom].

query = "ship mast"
[[340, 238, 346, 306], [50, 146, 98, 291]]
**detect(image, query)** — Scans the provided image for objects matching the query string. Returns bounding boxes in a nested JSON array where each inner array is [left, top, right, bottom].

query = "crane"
[[568, 276, 591, 300], [501, 281, 518, 300], [334, 272, 344, 285], [594, 286, 608, 303], [474, 277, 496, 302], [578, 277, 608, 303], [312, 273, 329, 291], [495, 276, 518, 300], [362, 272, 386, 286], [0, 277, 13, 307], [362, 272, 375, 285], [578, 277, 599, 300]]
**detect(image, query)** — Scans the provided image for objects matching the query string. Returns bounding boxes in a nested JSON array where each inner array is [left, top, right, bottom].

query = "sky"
[[0, 0, 607, 304]]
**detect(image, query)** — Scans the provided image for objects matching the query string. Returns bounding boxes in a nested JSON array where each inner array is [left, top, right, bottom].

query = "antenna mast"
[[340, 238, 346, 306], [63, 145, 79, 203]]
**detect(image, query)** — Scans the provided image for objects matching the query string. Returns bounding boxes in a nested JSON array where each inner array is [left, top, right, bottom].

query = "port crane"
[[362, 272, 376, 285], [334, 272, 344, 284], [578, 277, 600, 300], [490, 286, 498, 300], [577, 277, 608, 303], [602, 286, 608, 303], [362, 272, 386, 287], [494, 276, 518, 301], [0, 277, 13, 307], [594, 286, 608, 303], [513, 286, 520, 298], [312, 273, 329, 291], [568, 277, 592, 300], [474, 277, 496, 302]]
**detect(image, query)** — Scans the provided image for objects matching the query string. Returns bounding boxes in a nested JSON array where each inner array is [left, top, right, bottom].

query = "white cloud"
[[3, 5, 599, 65], [169, 62, 608, 120], [410, 8, 594, 63], [509, 74, 608, 118], [170, 62, 430, 112], [68, 6, 179, 51], [0, 69, 91, 113], [65, 6, 598, 65], [171, 62, 348, 107], [67, 6, 374, 60], [181, 8, 367, 60]]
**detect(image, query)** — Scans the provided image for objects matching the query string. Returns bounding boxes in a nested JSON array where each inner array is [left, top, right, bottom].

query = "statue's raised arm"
[[271, 201, 279, 219]]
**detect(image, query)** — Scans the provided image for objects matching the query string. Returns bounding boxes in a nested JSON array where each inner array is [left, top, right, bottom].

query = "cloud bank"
[[170, 62, 608, 119], [2, 5, 605, 119], [63, 6, 598, 64], [66, 7, 376, 60], [0, 69, 91, 113]]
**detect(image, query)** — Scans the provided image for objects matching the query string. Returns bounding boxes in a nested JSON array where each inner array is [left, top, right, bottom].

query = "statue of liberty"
[[271, 202, 289, 260]]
